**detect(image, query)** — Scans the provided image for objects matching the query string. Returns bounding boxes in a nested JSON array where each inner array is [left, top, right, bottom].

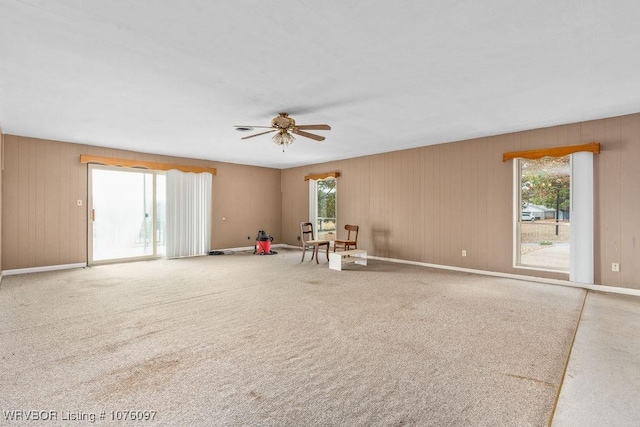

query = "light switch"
[[77, 199, 83, 206]]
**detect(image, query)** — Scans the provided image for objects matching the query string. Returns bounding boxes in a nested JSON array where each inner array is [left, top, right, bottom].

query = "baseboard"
[[2, 262, 87, 276], [368, 255, 640, 297], [3, 246, 290, 273]]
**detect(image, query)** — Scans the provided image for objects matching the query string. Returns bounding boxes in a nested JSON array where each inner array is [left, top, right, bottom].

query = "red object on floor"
[[255, 240, 271, 254]]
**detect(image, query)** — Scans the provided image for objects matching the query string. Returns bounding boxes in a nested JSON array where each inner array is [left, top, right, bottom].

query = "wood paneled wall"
[[282, 113, 640, 289], [3, 114, 639, 289], [1, 135, 282, 270]]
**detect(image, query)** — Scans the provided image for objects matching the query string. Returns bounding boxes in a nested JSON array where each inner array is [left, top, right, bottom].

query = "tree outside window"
[[316, 179, 336, 239], [521, 156, 570, 222]]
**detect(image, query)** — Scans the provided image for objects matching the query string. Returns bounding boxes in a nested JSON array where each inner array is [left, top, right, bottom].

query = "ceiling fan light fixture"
[[273, 130, 295, 146], [283, 132, 295, 145]]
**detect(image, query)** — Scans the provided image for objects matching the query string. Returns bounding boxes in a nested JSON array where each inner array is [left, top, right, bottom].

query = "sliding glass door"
[[89, 165, 165, 264]]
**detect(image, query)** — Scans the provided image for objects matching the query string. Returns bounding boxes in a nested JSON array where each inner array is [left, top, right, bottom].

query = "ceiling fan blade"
[[234, 125, 274, 129], [292, 129, 325, 141], [241, 129, 277, 140], [295, 124, 331, 130]]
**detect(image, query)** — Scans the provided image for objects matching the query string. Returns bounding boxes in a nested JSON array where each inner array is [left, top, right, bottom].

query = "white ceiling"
[[1, 1, 640, 169]]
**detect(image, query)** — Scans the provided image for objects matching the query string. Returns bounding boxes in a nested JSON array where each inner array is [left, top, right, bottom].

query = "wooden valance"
[[304, 172, 341, 181], [502, 143, 600, 162], [80, 155, 217, 175]]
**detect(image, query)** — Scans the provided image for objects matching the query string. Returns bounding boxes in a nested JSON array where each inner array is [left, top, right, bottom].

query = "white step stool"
[[329, 249, 367, 271]]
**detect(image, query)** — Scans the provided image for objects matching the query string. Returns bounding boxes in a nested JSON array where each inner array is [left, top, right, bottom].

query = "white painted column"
[[570, 152, 594, 284]]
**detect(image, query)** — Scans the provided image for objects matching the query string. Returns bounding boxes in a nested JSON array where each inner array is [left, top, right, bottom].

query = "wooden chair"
[[300, 222, 330, 263], [334, 224, 359, 252]]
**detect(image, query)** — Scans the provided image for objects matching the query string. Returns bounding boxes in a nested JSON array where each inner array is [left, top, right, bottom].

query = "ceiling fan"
[[234, 112, 331, 149]]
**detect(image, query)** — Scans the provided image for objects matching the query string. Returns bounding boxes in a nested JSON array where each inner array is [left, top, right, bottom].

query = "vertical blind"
[[166, 170, 212, 258]]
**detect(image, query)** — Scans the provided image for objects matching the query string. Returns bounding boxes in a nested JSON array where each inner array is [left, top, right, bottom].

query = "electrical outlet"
[[612, 263, 620, 272], [462, 250, 467, 257]]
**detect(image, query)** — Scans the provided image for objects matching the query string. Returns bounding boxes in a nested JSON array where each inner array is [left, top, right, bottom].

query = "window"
[[516, 156, 571, 271], [507, 144, 595, 283], [309, 177, 337, 240]]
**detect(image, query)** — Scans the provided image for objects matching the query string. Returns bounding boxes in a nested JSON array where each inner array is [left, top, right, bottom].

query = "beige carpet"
[[0, 249, 585, 426]]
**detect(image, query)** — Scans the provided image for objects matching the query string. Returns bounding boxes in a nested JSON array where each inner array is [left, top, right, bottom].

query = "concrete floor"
[[552, 291, 640, 426], [521, 243, 570, 270]]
